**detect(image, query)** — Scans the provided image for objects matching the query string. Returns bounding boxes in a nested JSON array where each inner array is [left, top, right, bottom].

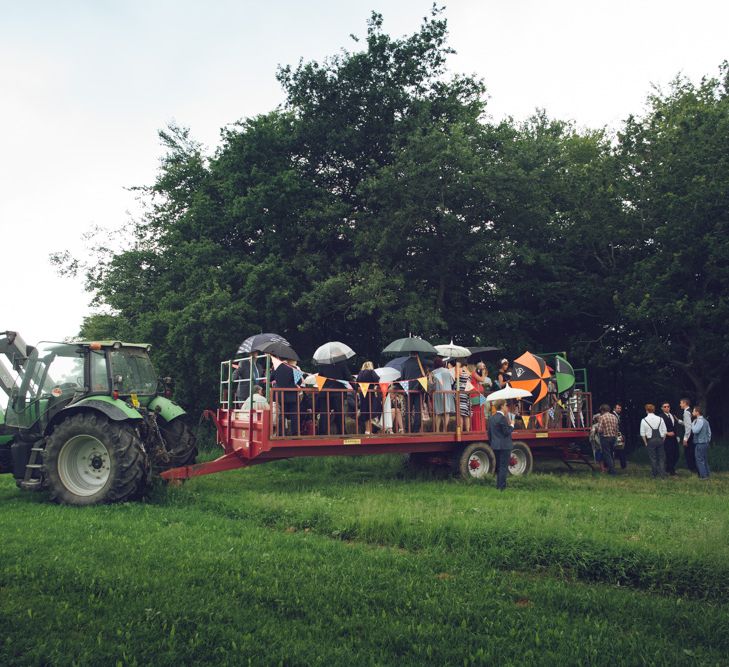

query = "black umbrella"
[[382, 337, 438, 356], [237, 333, 290, 355], [258, 339, 300, 361]]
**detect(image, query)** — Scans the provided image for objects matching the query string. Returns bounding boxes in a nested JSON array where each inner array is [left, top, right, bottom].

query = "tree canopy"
[[59, 9, 729, 429]]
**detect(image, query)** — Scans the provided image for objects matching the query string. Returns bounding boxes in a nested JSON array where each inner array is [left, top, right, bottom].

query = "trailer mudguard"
[[66, 396, 144, 421], [147, 396, 186, 423]]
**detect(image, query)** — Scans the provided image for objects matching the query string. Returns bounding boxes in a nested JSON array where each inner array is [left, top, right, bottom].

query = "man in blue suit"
[[488, 399, 515, 490]]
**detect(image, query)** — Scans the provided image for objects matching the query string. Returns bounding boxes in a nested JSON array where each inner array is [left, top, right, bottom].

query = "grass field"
[[2, 442, 728, 666]]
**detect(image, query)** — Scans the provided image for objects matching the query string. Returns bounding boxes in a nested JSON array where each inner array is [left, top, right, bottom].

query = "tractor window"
[[90, 351, 109, 393], [110, 349, 157, 395], [37, 343, 86, 394], [45, 355, 85, 391], [3, 343, 85, 428]]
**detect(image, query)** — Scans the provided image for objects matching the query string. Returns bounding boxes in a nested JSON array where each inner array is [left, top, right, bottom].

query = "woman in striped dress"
[[454, 361, 471, 432]]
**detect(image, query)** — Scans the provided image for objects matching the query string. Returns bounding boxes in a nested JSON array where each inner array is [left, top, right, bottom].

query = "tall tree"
[[617, 64, 729, 408]]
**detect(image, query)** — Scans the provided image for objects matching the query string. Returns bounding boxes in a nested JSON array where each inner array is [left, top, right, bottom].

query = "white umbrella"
[[313, 341, 356, 365], [487, 385, 532, 401], [374, 367, 400, 383], [434, 341, 471, 359]]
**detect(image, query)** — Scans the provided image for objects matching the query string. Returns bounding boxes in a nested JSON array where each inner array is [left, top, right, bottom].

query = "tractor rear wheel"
[[456, 443, 496, 481], [43, 413, 148, 505], [156, 418, 197, 472]]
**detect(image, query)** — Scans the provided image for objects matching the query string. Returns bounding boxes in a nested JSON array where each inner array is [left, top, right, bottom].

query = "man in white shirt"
[[639, 403, 667, 478]]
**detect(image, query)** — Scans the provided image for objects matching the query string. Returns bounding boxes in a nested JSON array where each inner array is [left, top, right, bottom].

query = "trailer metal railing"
[[215, 356, 592, 441]]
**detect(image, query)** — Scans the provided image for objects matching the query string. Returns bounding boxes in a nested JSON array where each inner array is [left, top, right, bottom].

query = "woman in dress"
[[356, 361, 381, 434], [469, 362, 489, 432], [431, 357, 455, 433], [388, 385, 404, 434], [496, 359, 511, 389], [453, 359, 471, 432]]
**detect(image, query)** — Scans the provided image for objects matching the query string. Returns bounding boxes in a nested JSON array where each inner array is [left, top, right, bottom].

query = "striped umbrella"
[[510, 351, 551, 403]]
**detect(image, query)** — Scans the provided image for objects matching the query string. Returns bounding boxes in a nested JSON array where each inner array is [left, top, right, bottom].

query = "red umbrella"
[[510, 351, 551, 402]]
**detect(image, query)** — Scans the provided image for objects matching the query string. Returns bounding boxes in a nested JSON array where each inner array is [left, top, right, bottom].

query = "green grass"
[[1, 448, 728, 666]]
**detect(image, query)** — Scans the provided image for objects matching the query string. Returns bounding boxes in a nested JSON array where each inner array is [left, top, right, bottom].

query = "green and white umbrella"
[[555, 355, 575, 393]]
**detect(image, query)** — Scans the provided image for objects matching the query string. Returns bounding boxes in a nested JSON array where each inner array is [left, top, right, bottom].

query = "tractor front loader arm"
[[0, 331, 31, 399]]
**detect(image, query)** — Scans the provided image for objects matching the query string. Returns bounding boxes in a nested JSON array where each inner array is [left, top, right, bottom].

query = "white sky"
[[1, 0, 727, 345]]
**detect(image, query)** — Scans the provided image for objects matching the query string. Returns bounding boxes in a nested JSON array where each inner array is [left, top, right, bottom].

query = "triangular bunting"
[[379, 382, 390, 397], [359, 382, 370, 397], [400, 380, 409, 391], [417, 376, 428, 392], [536, 413, 544, 427], [338, 380, 352, 390], [523, 415, 530, 428], [315, 375, 327, 391]]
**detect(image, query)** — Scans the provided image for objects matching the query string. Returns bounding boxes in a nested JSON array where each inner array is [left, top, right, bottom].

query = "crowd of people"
[[592, 399, 713, 480], [233, 352, 582, 438]]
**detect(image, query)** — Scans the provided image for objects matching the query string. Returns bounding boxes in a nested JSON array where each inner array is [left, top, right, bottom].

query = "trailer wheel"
[[457, 443, 495, 480], [44, 412, 148, 505], [405, 452, 431, 471], [156, 417, 197, 472], [509, 441, 534, 476]]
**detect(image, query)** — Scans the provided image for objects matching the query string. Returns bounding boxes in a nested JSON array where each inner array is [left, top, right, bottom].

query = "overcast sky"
[[1, 0, 727, 345]]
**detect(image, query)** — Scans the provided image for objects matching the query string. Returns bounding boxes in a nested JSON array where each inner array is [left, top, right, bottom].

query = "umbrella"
[[374, 367, 400, 383], [510, 351, 551, 403], [302, 373, 319, 387], [555, 355, 575, 393], [434, 341, 471, 359], [313, 341, 356, 365], [258, 339, 300, 361], [382, 336, 438, 356], [237, 333, 289, 355], [487, 386, 532, 401], [467, 346, 503, 363], [385, 356, 408, 373]]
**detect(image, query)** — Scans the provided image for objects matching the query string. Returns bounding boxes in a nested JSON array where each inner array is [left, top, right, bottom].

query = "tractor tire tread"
[[156, 418, 197, 472], [43, 412, 148, 505]]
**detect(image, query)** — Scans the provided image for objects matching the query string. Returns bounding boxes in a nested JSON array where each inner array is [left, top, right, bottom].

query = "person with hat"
[[495, 359, 511, 390]]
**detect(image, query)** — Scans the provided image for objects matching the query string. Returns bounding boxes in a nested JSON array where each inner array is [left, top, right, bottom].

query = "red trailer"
[[162, 357, 594, 482]]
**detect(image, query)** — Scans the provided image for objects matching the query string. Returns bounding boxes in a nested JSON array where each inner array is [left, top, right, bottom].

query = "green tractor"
[[0, 331, 196, 505]]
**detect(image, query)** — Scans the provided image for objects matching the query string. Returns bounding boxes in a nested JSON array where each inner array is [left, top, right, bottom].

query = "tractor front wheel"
[[44, 413, 148, 505]]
